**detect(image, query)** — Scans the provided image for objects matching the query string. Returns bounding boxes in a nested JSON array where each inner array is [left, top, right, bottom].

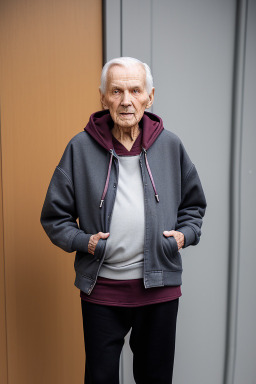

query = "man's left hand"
[[163, 230, 184, 250]]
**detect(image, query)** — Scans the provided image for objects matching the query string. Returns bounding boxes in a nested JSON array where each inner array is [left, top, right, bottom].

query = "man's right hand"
[[88, 232, 110, 255]]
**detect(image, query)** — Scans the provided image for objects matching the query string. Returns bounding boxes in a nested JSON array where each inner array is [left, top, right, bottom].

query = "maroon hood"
[[84, 109, 164, 152]]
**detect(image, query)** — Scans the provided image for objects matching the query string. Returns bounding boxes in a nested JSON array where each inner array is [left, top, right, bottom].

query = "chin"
[[117, 119, 137, 128]]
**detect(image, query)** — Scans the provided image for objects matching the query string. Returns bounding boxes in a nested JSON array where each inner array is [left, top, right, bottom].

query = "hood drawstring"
[[143, 149, 160, 203], [100, 149, 159, 208], [100, 150, 113, 208]]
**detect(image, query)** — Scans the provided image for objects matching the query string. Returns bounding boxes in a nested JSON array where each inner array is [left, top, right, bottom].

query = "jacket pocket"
[[74, 238, 106, 276], [94, 238, 106, 261], [162, 236, 182, 271]]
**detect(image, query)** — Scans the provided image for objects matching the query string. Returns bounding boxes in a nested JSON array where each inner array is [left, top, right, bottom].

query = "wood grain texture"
[[0, 117, 8, 384], [0, 0, 102, 382]]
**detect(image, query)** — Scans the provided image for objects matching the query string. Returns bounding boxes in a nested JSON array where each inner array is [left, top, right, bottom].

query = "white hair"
[[100, 57, 154, 95]]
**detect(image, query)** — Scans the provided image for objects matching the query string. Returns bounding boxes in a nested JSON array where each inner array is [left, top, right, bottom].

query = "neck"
[[112, 124, 140, 151]]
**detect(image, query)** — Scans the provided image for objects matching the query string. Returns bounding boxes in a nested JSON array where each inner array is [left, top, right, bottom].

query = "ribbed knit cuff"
[[71, 232, 91, 253], [177, 226, 196, 248]]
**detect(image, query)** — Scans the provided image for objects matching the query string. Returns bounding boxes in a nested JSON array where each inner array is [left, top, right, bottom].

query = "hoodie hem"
[[144, 270, 182, 288]]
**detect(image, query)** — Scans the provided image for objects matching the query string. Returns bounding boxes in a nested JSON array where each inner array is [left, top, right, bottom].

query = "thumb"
[[98, 232, 110, 239], [163, 230, 175, 237]]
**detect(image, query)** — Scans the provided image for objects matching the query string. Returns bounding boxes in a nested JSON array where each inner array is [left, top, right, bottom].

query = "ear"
[[99, 89, 109, 110], [146, 88, 155, 109]]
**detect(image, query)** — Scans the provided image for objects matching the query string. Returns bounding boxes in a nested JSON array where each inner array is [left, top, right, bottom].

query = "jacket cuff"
[[177, 226, 196, 248], [71, 232, 91, 253]]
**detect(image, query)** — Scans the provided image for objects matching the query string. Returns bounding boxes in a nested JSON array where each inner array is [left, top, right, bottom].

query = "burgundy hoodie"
[[84, 109, 164, 153]]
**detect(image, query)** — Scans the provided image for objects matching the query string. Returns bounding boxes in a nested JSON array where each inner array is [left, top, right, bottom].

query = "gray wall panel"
[[104, 0, 121, 62], [103, 1, 256, 383], [151, 2, 235, 383], [234, 0, 256, 382], [122, 0, 152, 65]]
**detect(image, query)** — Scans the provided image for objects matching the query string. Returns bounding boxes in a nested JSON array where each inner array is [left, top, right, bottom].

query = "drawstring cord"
[[143, 148, 160, 203], [99, 150, 113, 208], [99, 148, 159, 208]]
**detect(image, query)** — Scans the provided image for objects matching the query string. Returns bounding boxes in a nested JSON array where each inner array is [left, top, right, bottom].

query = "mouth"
[[119, 112, 134, 117]]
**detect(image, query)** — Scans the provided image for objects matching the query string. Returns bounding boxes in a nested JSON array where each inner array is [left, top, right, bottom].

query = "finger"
[[88, 232, 110, 255], [163, 230, 175, 237], [97, 232, 110, 239]]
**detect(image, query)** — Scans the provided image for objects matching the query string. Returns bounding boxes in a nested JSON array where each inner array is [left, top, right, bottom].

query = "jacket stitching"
[[182, 163, 195, 188], [56, 166, 74, 188], [56, 166, 77, 251], [76, 271, 95, 281]]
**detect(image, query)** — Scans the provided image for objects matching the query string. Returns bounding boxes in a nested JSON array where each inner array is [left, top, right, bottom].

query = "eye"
[[133, 89, 140, 94], [113, 89, 120, 94]]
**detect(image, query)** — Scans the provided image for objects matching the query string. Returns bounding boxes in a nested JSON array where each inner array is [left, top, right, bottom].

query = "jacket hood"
[[84, 109, 164, 152]]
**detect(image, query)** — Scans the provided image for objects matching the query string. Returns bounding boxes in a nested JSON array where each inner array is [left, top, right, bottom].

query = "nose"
[[121, 91, 132, 107]]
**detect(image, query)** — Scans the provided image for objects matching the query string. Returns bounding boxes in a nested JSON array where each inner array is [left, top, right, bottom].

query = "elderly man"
[[41, 57, 206, 384]]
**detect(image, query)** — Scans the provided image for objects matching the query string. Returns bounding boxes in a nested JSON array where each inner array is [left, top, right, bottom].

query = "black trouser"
[[81, 298, 179, 384]]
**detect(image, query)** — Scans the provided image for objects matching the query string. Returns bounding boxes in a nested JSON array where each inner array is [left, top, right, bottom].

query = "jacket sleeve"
[[175, 146, 207, 248], [40, 165, 91, 253]]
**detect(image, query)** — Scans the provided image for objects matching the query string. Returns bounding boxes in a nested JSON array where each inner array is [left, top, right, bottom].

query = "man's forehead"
[[107, 63, 146, 84]]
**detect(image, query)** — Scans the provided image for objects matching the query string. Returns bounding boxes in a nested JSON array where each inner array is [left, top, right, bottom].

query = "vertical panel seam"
[[0, 106, 9, 383], [224, 0, 248, 383], [150, 0, 154, 114], [120, 0, 123, 56], [102, 0, 107, 65], [120, 349, 124, 384]]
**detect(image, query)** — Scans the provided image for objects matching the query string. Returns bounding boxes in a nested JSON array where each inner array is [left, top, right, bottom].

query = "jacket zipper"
[[87, 149, 119, 295], [140, 149, 149, 289]]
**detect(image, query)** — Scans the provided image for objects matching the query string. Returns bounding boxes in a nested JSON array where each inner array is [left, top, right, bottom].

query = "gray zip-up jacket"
[[40, 110, 207, 295]]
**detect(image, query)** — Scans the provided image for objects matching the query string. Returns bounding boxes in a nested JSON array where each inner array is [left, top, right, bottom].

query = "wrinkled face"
[[100, 64, 154, 130]]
